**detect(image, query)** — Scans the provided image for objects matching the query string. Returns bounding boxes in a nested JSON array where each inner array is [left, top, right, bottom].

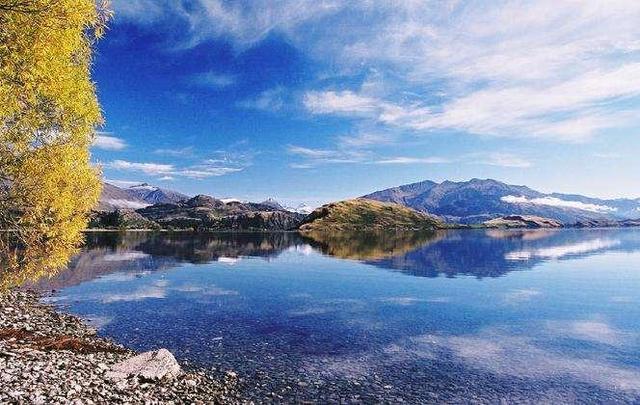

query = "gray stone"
[[106, 349, 182, 381]]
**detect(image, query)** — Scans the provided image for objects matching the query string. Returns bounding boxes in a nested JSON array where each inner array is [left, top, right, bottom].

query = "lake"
[[32, 229, 640, 402]]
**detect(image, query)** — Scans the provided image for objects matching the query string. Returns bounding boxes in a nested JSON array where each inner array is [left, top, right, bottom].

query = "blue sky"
[[92, 0, 640, 205]]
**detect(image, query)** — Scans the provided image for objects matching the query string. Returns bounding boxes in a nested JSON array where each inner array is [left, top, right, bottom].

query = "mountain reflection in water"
[[29, 228, 640, 290], [27, 229, 640, 403]]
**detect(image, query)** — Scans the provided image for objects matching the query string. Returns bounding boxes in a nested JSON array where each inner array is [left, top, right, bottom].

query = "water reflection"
[[26, 228, 640, 291], [301, 230, 441, 260], [364, 228, 638, 278], [0, 231, 80, 290], [27, 228, 640, 402], [28, 232, 307, 290]]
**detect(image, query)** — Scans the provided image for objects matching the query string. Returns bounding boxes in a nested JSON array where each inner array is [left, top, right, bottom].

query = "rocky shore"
[[0, 289, 242, 404]]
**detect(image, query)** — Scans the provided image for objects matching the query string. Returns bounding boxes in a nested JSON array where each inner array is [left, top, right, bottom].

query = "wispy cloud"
[[288, 145, 527, 169], [238, 87, 286, 111], [123, 0, 639, 143], [505, 238, 621, 261], [190, 72, 236, 88], [593, 152, 621, 159], [286, 145, 370, 167], [104, 179, 144, 188], [304, 90, 378, 115], [374, 156, 452, 165], [154, 146, 195, 157], [337, 132, 391, 148], [108, 160, 174, 175], [471, 153, 533, 168], [503, 289, 542, 304], [111, 1, 640, 150], [107, 141, 254, 180], [93, 133, 127, 150], [548, 319, 628, 346], [107, 159, 243, 179]]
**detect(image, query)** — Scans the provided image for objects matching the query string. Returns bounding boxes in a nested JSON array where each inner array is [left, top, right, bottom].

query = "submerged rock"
[[106, 348, 182, 381]]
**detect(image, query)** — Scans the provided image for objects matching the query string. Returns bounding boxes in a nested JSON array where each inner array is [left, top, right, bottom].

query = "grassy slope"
[[299, 198, 444, 233]]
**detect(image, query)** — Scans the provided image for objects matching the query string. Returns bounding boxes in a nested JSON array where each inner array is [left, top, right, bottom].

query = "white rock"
[[105, 349, 181, 381]]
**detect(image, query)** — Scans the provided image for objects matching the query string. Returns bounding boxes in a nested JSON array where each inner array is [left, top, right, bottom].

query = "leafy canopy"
[[0, 0, 111, 288]]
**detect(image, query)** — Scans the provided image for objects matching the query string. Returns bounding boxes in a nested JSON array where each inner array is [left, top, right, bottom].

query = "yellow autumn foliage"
[[0, 0, 110, 289]]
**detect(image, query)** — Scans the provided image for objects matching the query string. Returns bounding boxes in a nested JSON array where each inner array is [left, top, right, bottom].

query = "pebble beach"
[[0, 289, 242, 404]]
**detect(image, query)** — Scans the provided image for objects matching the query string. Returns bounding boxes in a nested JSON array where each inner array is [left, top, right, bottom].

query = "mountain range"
[[98, 183, 314, 215], [93, 186, 306, 231], [260, 198, 314, 215], [97, 183, 188, 211], [94, 178, 640, 231], [363, 178, 640, 225]]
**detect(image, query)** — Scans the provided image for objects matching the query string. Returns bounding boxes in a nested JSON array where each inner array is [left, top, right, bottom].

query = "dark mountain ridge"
[[92, 193, 305, 231], [364, 178, 640, 225]]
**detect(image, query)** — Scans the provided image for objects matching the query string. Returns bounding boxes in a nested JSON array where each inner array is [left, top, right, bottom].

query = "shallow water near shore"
[[31, 229, 640, 402]]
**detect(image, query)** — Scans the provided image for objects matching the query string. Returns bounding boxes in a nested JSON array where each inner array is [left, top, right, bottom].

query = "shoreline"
[[0, 289, 242, 404], [82, 224, 640, 233]]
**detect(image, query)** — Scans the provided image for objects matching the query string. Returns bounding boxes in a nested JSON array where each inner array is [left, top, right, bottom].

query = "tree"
[[0, 0, 111, 288]]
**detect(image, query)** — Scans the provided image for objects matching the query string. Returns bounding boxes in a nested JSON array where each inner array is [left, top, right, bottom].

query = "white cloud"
[[304, 90, 378, 115], [549, 320, 626, 346], [287, 145, 337, 159], [93, 134, 127, 150], [108, 160, 174, 175], [475, 153, 532, 168], [287, 145, 528, 169], [337, 132, 391, 148], [191, 72, 236, 88], [101, 285, 166, 303], [287, 144, 449, 167], [431, 330, 640, 392], [503, 289, 541, 304], [107, 159, 244, 179], [175, 166, 242, 179], [374, 156, 451, 165], [501, 195, 617, 213], [113, 1, 640, 143], [154, 146, 194, 157], [379, 296, 449, 305], [237, 87, 286, 111], [593, 152, 621, 159], [112, 0, 344, 48], [105, 179, 144, 188], [505, 238, 621, 261], [286, 145, 366, 166]]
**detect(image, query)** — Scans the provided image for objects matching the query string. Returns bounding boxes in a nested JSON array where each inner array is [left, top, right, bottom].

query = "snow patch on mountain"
[[285, 203, 314, 215], [221, 198, 244, 204], [104, 199, 150, 209]]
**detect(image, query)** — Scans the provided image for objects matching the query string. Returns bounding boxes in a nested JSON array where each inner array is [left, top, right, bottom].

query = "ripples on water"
[[30, 229, 640, 402]]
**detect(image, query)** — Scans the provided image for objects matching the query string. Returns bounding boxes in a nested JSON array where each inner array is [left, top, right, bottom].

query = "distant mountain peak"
[[98, 181, 189, 210], [363, 178, 640, 225], [284, 202, 315, 215], [260, 198, 285, 211]]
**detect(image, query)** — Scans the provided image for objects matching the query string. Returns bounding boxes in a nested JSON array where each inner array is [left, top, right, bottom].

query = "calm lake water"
[[33, 229, 640, 403]]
